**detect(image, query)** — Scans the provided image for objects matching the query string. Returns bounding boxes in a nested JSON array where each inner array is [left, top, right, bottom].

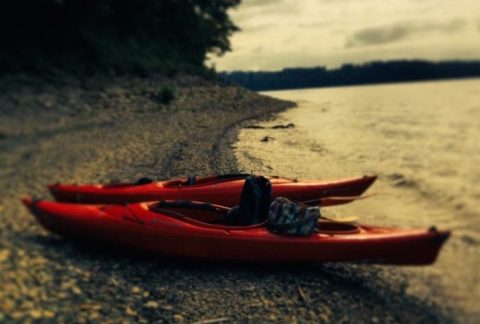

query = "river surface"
[[235, 79, 480, 322]]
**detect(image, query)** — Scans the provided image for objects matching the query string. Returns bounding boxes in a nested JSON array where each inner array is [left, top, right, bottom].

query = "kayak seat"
[[225, 206, 240, 224], [225, 175, 272, 226]]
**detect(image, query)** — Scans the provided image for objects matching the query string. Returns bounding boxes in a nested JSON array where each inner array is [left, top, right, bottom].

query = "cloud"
[[250, 45, 264, 53], [346, 19, 466, 48], [296, 21, 331, 29], [240, 0, 279, 8], [242, 23, 273, 33], [346, 25, 410, 47], [233, 0, 300, 24], [434, 18, 467, 32]]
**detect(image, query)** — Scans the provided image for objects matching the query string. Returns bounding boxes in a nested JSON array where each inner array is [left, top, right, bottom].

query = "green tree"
[[0, 0, 241, 73]]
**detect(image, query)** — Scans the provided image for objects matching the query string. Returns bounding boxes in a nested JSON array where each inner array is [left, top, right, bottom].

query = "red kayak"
[[48, 174, 377, 206], [22, 197, 449, 265]]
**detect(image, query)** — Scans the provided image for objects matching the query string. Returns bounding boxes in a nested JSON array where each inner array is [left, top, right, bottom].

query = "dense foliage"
[[0, 0, 240, 74], [221, 60, 480, 91]]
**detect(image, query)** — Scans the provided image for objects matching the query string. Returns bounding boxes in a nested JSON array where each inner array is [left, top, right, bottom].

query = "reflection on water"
[[235, 79, 480, 321]]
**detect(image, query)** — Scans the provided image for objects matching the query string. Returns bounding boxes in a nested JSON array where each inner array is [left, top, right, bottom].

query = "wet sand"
[[0, 74, 451, 322]]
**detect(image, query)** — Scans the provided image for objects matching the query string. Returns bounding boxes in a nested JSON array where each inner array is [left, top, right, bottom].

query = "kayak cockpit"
[[146, 201, 266, 230], [145, 200, 362, 234]]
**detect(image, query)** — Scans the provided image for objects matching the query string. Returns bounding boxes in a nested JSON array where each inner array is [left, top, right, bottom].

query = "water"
[[235, 79, 480, 321]]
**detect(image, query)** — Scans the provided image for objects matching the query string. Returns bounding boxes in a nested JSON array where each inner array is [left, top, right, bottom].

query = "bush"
[[158, 84, 178, 104]]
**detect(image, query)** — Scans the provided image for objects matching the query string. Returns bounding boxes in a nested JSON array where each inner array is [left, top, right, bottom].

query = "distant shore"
[[0, 74, 450, 322], [221, 60, 480, 91]]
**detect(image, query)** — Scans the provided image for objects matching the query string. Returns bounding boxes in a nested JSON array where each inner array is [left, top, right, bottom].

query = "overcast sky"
[[211, 0, 480, 71]]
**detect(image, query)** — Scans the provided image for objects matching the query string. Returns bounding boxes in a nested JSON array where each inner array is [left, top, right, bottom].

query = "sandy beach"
[[0, 74, 452, 322]]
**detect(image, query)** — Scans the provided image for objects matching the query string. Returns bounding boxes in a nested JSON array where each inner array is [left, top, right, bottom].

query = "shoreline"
[[0, 74, 451, 322]]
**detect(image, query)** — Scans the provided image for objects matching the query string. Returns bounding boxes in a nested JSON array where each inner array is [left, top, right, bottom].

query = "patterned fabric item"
[[267, 197, 320, 236]]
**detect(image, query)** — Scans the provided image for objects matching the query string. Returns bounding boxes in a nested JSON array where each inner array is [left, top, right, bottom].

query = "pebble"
[[89, 312, 101, 320], [162, 304, 174, 311], [29, 310, 42, 319], [0, 249, 10, 262], [80, 303, 102, 311], [144, 301, 159, 309], [125, 306, 137, 316], [43, 310, 55, 319], [72, 286, 82, 295], [131, 286, 141, 294], [173, 314, 184, 322]]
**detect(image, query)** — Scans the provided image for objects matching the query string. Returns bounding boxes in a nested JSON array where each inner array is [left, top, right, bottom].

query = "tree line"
[[220, 60, 480, 91], [0, 0, 240, 74]]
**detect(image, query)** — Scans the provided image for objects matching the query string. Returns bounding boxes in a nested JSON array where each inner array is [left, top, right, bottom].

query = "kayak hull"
[[49, 175, 377, 206], [22, 197, 449, 265]]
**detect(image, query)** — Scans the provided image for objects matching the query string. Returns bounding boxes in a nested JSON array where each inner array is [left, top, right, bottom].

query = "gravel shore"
[[0, 74, 450, 322]]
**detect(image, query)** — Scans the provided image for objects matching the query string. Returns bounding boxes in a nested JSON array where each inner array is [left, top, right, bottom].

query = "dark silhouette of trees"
[[221, 60, 480, 91], [0, 0, 240, 74]]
